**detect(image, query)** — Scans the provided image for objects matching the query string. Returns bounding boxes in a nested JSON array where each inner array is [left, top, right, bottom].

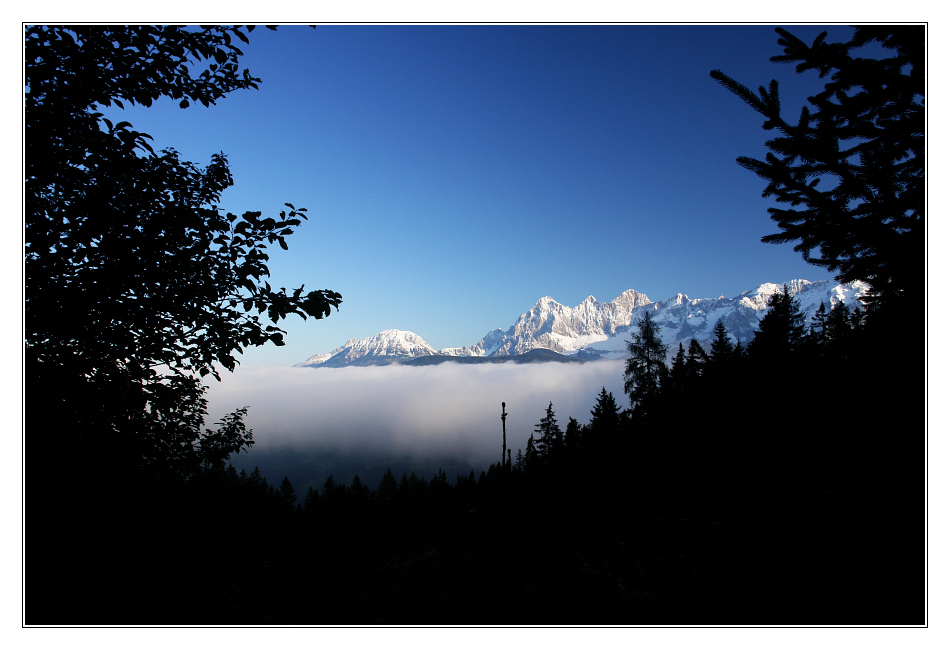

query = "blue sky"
[[101, 24, 863, 366]]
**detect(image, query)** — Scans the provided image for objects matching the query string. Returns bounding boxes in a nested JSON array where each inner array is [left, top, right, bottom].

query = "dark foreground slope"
[[26, 316, 924, 625]]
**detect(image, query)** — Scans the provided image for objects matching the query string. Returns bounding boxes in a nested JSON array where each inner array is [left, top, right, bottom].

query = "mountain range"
[[295, 279, 870, 368]]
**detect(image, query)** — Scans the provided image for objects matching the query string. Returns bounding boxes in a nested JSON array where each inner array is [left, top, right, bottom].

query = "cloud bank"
[[204, 360, 629, 471]]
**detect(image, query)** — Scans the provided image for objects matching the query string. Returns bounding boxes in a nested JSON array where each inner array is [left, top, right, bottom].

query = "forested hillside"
[[26, 288, 924, 624]]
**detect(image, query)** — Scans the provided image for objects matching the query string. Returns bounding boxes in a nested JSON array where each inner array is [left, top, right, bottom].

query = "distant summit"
[[299, 329, 438, 368], [295, 280, 870, 368]]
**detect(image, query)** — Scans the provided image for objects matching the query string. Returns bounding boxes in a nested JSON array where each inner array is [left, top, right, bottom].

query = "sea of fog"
[[203, 360, 628, 491]]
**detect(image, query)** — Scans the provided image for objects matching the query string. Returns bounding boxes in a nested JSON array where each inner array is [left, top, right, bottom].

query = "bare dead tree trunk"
[[501, 402, 508, 465]]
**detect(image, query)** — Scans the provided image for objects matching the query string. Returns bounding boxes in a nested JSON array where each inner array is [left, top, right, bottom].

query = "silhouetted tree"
[[429, 468, 449, 490], [398, 472, 427, 501], [25, 25, 342, 478], [731, 340, 746, 364], [279, 476, 297, 507], [376, 468, 398, 505], [706, 320, 736, 384], [824, 300, 857, 359], [524, 435, 539, 470], [534, 402, 563, 459], [398, 472, 411, 498], [748, 285, 806, 359], [564, 417, 581, 456], [349, 475, 370, 505], [514, 449, 525, 472], [323, 474, 339, 498], [624, 312, 670, 412], [711, 26, 923, 310], [455, 470, 477, 496], [709, 320, 734, 363], [850, 303, 866, 331], [686, 339, 708, 380], [670, 343, 688, 395], [589, 387, 622, 443], [303, 486, 319, 512], [808, 301, 830, 349]]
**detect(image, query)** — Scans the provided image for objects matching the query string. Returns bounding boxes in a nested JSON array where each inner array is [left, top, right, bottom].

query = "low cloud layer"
[[204, 360, 628, 470]]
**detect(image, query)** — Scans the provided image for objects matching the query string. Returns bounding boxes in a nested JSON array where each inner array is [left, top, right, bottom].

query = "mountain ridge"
[[295, 279, 870, 368]]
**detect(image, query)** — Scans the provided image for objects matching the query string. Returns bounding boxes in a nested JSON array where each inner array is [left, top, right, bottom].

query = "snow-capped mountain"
[[300, 329, 439, 368], [580, 279, 868, 360], [295, 280, 870, 368], [440, 289, 653, 357]]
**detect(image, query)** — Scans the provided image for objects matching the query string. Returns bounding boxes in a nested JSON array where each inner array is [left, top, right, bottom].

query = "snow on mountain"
[[444, 328, 509, 357], [296, 329, 439, 368], [455, 289, 653, 357], [296, 349, 343, 367], [583, 279, 869, 360], [295, 280, 870, 367]]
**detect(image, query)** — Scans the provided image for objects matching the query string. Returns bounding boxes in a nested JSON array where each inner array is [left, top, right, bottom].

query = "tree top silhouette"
[[25, 25, 341, 473], [711, 26, 923, 309]]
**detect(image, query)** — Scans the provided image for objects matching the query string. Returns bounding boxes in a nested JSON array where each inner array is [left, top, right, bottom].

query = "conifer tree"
[[323, 474, 338, 498], [278, 476, 296, 506], [429, 468, 449, 490], [564, 417, 581, 456], [350, 474, 369, 502], [668, 343, 688, 403], [850, 304, 865, 331], [826, 301, 854, 354], [748, 285, 806, 359], [624, 312, 670, 411], [707, 320, 736, 383], [732, 340, 746, 364], [534, 402, 563, 458], [303, 486, 318, 511], [514, 448, 525, 472], [711, 26, 923, 310], [376, 468, 398, 504], [406, 472, 427, 499], [709, 320, 735, 362], [589, 387, 622, 442], [809, 301, 830, 349], [686, 339, 708, 380], [524, 434, 539, 470], [398, 472, 411, 499], [280, 476, 297, 503], [349, 475, 370, 504]]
